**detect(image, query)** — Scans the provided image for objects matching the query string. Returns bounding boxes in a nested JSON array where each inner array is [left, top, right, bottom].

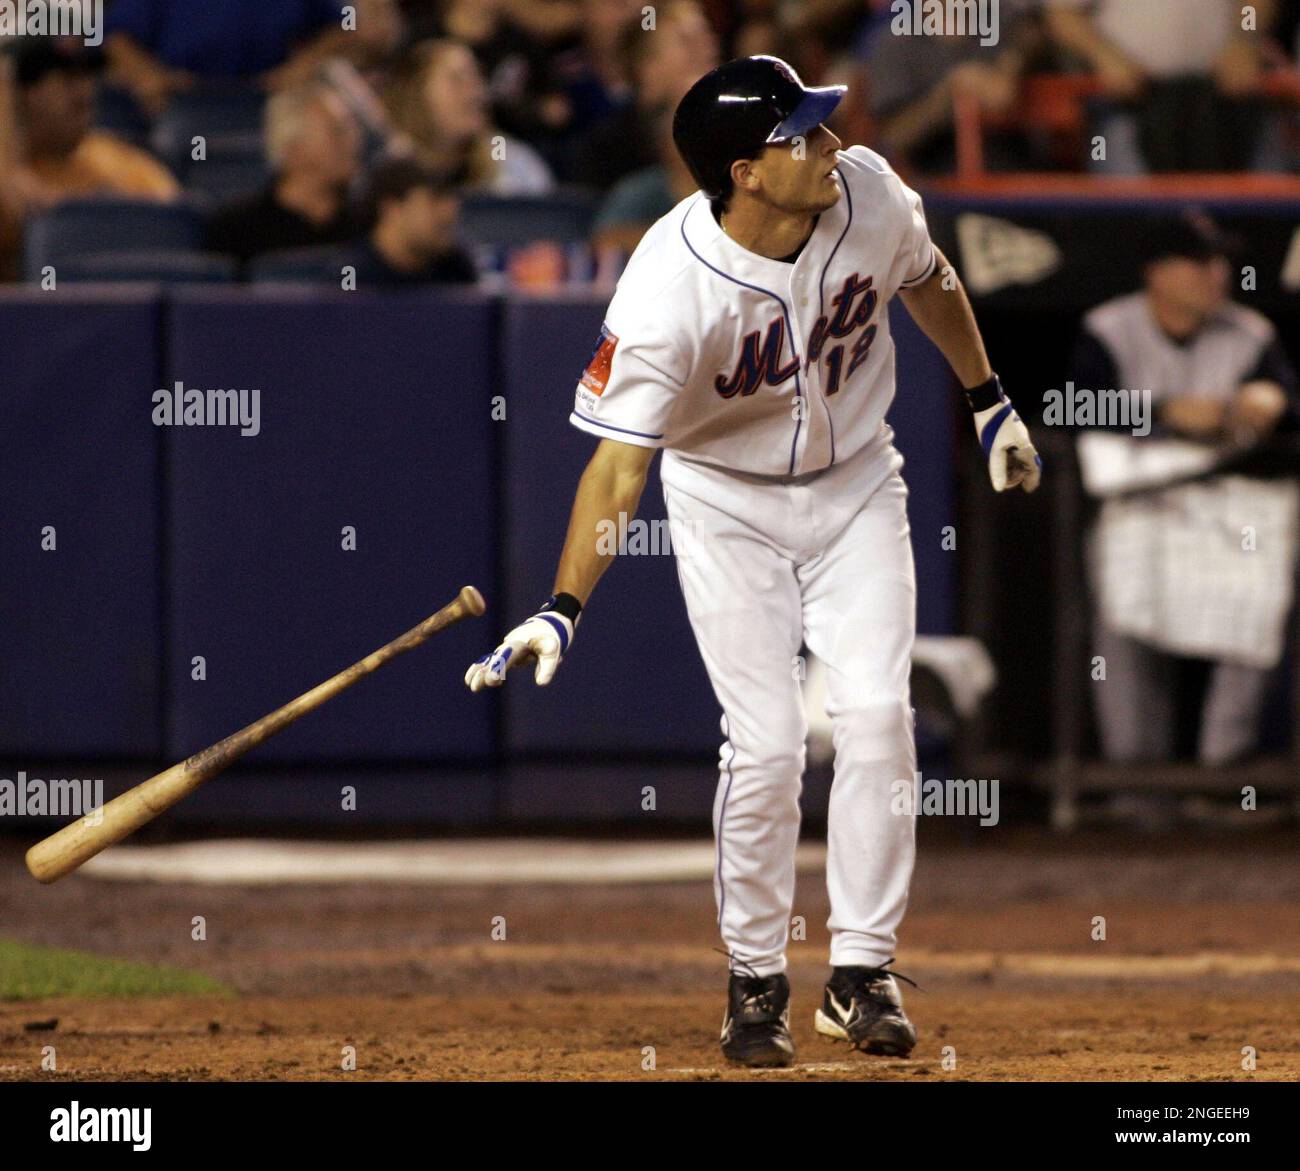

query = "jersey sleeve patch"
[[579, 323, 620, 397]]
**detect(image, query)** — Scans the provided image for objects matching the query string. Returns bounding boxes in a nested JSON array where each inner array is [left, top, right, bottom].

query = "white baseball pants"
[[662, 436, 917, 977]]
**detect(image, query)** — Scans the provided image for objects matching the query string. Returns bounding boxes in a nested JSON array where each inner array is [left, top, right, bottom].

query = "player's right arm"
[[466, 241, 685, 693], [464, 438, 655, 691], [552, 438, 657, 605]]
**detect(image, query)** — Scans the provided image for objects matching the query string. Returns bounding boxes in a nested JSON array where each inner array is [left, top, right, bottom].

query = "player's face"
[[750, 123, 844, 215]]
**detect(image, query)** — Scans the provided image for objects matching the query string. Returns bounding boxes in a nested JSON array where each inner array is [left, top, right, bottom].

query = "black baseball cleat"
[[720, 970, 796, 1068], [814, 960, 918, 1056]]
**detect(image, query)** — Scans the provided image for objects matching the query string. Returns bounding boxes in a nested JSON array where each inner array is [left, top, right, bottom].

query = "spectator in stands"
[[0, 38, 180, 280], [104, 0, 400, 116], [404, 0, 580, 152], [338, 157, 478, 284], [864, 0, 1045, 174], [383, 39, 554, 193], [590, 104, 696, 255], [1045, 0, 1280, 172], [1072, 212, 1299, 765], [205, 82, 361, 266], [574, 0, 718, 191]]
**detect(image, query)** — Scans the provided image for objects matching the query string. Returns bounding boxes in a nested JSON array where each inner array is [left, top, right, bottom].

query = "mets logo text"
[[715, 273, 879, 399]]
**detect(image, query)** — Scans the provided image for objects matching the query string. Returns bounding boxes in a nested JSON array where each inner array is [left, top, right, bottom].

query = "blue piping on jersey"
[[901, 246, 939, 288], [679, 201, 805, 475], [716, 712, 737, 930], [570, 410, 664, 441], [814, 165, 854, 467]]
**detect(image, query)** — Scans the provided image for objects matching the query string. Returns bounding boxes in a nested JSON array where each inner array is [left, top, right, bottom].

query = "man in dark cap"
[[1072, 209, 1299, 766]]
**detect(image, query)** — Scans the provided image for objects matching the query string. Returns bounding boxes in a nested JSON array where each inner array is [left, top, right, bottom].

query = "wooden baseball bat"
[[25, 586, 486, 884]]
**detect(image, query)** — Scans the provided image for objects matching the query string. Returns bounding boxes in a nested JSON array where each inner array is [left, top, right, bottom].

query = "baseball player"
[[466, 56, 1040, 1068]]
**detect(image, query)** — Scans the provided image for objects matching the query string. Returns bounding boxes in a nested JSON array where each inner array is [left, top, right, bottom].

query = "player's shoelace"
[[716, 949, 784, 1018], [839, 957, 921, 996]]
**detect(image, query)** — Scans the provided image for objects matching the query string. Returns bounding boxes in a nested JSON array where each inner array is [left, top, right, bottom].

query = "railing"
[[951, 70, 1300, 185]]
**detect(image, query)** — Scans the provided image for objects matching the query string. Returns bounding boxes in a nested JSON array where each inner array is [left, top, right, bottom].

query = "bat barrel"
[[25, 761, 195, 883]]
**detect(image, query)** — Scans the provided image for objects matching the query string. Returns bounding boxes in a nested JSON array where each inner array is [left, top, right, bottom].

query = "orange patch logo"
[[580, 324, 619, 396]]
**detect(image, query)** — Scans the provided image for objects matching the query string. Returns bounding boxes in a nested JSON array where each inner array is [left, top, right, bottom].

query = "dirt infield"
[[2, 829, 1300, 1081]]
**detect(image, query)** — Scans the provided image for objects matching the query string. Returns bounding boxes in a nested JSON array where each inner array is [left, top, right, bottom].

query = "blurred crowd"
[[0, 0, 1299, 284]]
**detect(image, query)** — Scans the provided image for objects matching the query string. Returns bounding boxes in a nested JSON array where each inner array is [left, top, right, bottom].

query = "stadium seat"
[[152, 88, 267, 173], [184, 155, 271, 205], [460, 190, 596, 248], [180, 133, 270, 205], [248, 246, 350, 284], [54, 251, 237, 284], [22, 199, 204, 282]]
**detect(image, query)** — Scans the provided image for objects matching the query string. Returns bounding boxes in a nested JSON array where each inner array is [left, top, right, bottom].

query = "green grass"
[[0, 938, 231, 1000]]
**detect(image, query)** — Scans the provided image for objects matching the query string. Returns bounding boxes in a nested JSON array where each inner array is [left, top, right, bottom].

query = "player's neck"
[[719, 196, 816, 261]]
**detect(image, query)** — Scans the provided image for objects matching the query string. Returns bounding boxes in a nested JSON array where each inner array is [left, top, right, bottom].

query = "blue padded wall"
[[0, 288, 163, 758], [888, 299, 957, 638], [1, 286, 956, 823], [163, 289, 497, 764]]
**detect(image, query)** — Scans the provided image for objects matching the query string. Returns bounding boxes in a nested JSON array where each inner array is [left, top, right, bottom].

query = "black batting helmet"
[[672, 56, 846, 202]]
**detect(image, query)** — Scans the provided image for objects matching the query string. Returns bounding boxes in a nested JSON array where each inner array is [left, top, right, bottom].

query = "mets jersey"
[[571, 145, 937, 477]]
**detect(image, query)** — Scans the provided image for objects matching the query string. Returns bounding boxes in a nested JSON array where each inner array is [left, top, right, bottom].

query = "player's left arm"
[[898, 247, 1041, 493]]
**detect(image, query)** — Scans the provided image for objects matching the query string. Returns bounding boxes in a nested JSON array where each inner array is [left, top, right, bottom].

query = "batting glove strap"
[[540, 591, 583, 626], [964, 373, 1005, 413]]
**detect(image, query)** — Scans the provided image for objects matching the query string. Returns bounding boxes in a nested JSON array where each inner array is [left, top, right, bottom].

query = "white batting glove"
[[968, 374, 1042, 493], [464, 593, 581, 691]]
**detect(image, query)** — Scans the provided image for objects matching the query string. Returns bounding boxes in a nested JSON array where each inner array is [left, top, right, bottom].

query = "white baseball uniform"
[[572, 145, 935, 976]]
